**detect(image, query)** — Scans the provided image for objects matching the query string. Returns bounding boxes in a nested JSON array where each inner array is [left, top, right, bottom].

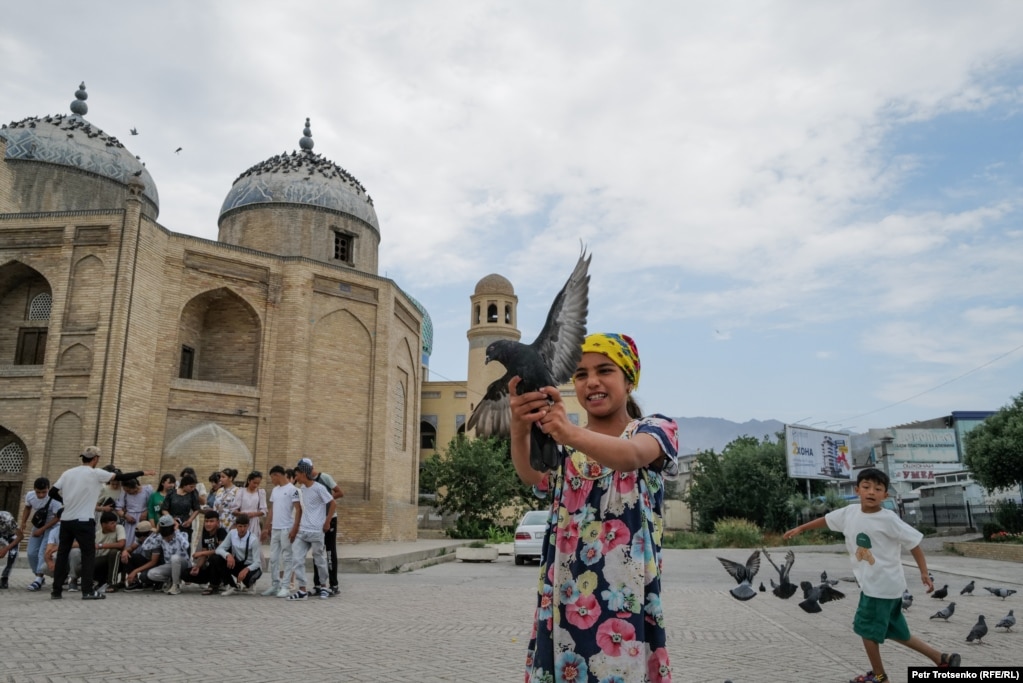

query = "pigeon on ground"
[[758, 582, 766, 593], [902, 590, 913, 612], [718, 550, 761, 601], [798, 580, 845, 613], [961, 581, 975, 595], [984, 587, 1017, 600], [966, 615, 988, 644], [465, 249, 590, 471], [761, 547, 798, 599], [930, 602, 956, 621], [996, 610, 1015, 632], [932, 585, 949, 600], [820, 570, 839, 587]]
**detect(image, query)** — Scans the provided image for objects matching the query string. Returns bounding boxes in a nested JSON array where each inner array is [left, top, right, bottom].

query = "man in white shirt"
[[51, 446, 154, 600], [262, 465, 300, 597], [286, 460, 336, 601], [298, 457, 344, 595]]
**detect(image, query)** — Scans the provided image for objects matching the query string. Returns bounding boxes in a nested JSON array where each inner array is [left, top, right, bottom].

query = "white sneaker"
[[261, 585, 279, 597], [276, 586, 290, 598], [287, 590, 309, 601], [220, 586, 236, 596], [166, 584, 181, 596]]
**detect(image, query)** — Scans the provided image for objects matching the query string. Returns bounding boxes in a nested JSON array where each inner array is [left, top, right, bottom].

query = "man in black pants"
[[50, 446, 154, 600], [299, 458, 343, 595]]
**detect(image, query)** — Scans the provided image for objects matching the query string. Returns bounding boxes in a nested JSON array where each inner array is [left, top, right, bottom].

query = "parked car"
[[514, 510, 549, 565]]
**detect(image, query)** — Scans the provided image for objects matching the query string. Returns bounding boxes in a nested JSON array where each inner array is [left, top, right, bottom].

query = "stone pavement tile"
[[1, 547, 1020, 682]]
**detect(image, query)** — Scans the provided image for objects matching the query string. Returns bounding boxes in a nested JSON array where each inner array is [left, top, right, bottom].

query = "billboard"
[[891, 428, 959, 463], [785, 424, 852, 480]]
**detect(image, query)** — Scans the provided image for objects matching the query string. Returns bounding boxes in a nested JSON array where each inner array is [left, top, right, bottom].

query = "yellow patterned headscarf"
[[581, 333, 641, 390]]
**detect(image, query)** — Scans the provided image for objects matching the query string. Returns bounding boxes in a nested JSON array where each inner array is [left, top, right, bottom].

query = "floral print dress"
[[526, 414, 679, 683]]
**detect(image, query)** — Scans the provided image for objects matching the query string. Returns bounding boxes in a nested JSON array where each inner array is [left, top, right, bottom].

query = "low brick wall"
[[945, 540, 1023, 562]]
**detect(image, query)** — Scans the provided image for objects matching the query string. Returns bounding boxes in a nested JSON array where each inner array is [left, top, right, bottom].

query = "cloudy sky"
[[3, 1, 1022, 431]]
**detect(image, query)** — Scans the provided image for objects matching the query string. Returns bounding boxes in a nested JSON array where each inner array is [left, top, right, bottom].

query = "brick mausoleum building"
[[0, 84, 426, 541]]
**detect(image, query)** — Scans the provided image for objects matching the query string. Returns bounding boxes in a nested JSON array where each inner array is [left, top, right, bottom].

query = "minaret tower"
[[466, 274, 520, 434]]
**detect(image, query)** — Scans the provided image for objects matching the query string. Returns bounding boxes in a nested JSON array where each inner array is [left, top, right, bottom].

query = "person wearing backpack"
[[20, 477, 62, 591]]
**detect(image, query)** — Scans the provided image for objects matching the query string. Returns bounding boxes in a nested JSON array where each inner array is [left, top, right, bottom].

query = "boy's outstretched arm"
[[910, 545, 935, 593], [783, 516, 828, 539]]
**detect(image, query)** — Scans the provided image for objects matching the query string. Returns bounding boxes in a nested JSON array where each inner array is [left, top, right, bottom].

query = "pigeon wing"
[[717, 557, 748, 584], [818, 584, 845, 604], [743, 550, 761, 581], [465, 378, 513, 436], [528, 249, 590, 386]]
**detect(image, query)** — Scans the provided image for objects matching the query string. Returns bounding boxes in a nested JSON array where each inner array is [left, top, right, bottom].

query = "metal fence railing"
[[915, 502, 996, 530]]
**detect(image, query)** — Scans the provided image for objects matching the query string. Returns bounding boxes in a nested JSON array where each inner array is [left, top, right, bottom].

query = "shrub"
[[662, 530, 714, 549], [983, 521, 1004, 541], [486, 525, 514, 544], [713, 517, 763, 547], [994, 500, 1023, 534]]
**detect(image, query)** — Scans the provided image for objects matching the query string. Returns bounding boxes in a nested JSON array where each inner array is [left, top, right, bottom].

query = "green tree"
[[683, 434, 812, 533], [420, 435, 531, 538], [964, 391, 1023, 493]]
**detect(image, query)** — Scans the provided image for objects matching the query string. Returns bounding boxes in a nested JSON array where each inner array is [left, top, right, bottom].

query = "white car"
[[514, 510, 549, 565]]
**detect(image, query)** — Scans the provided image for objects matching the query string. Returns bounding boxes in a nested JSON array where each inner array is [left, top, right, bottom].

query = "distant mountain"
[[673, 417, 786, 455]]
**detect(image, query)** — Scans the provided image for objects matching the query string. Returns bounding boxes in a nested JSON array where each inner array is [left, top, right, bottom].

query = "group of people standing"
[[0, 451, 343, 603]]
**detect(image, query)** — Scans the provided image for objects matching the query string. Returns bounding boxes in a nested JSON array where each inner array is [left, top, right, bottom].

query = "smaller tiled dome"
[[219, 118, 378, 230], [0, 83, 159, 212], [474, 273, 514, 296], [403, 292, 434, 358]]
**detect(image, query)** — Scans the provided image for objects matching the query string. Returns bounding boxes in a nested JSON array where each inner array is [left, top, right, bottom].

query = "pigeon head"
[[484, 340, 516, 366]]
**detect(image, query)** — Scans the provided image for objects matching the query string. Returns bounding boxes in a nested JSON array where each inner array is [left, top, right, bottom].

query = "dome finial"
[[299, 117, 314, 151], [70, 82, 88, 117]]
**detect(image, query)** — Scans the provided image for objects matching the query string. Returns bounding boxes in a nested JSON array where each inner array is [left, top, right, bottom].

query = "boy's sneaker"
[[0, 576, 9, 589], [287, 590, 309, 601], [939, 653, 962, 669], [276, 586, 290, 598], [220, 586, 236, 597], [319, 588, 330, 599], [68, 580, 80, 592], [50, 591, 62, 600], [261, 585, 279, 597], [27, 576, 44, 591], [81, 590, 106, 600], [330, 585, 340, 596], [166, 584, 181, 596], [124, 580, 144, 592]]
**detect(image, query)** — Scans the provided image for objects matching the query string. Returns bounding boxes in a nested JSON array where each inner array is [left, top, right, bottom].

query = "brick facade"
[[0, 133, 421, 542]]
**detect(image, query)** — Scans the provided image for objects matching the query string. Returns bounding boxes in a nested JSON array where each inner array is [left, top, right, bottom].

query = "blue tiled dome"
[[0, 83, 159, 212], [404, 292, 434, 358], [219, 118, 378, 230]]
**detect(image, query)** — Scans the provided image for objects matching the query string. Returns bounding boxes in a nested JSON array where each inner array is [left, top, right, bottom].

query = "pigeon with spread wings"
[[718, 550, 761, 601], [466, 249, 590, 472]]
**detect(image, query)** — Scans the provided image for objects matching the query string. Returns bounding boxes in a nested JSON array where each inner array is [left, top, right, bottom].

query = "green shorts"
[[853, 593, 911, 643]]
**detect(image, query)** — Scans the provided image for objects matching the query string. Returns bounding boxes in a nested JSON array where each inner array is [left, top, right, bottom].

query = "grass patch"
[[662, 527, 844, 550]]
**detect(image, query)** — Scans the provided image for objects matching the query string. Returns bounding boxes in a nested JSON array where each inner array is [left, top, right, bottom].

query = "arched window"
[[504, 304, 512, 324], [0, 441, 25, 473], [28, 292, 52, 321], [420, 420, 437, 449], [487, 303, 498, 323], [474, 304, 480, 325]]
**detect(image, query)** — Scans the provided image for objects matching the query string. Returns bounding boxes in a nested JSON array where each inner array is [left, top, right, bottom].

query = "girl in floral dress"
[[215, 468, 240, 531], [509, 333, 679, 683]]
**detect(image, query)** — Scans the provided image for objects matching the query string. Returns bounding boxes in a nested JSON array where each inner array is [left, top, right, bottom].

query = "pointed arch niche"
[[163, 422, 253, 475], [0, 261, 53, 366], [0, 425, 28, 515], [177, 288, 262, 386]]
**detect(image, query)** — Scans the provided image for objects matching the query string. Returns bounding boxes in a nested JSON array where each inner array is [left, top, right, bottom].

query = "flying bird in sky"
[[465, 249, 590, 471], [930, 602, 956, 621], [761, 547, 797, 599], [798, 580, 845, 613], [718, 550, 761, 601], [130, 127, 138, 135], [174, 147, 182, 154], [996, 610, 1015, 632], [984, 587, 1017, 600], [966, 615, 988, 644]]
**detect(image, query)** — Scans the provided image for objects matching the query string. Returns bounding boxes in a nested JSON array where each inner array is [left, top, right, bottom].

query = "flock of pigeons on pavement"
[[718, 548, 1016, 645]]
